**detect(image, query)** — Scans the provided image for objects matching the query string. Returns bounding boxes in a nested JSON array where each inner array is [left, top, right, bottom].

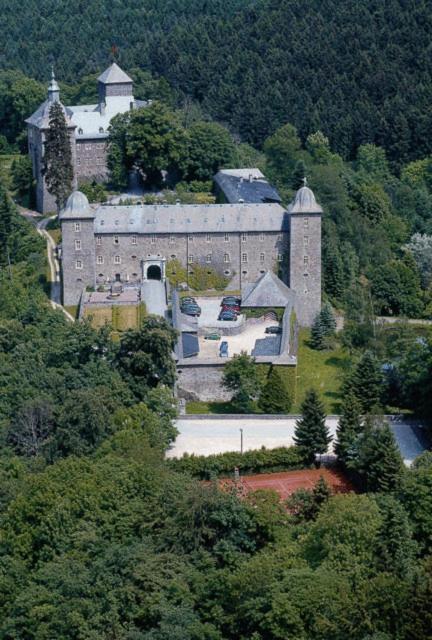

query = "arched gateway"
[[142, 256, 166, 282]]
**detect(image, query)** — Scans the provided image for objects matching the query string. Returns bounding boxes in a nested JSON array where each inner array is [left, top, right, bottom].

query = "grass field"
[[185, 329, 351, 415], [83, 303, 145, 331]]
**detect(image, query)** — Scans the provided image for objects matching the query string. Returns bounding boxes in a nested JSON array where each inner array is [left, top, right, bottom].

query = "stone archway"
[[142, 256, 166, 282], [147, 264, 162, 280]]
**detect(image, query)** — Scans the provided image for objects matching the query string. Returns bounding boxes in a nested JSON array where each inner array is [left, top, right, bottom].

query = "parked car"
[[219, 341, 229, 357], [181, 297, 196, 306], [182, 304, 201, 317], [219, 310, 237, 321], [265, 325, 282, 334], [222, 296, 241, 306], [204, 332, 221, 340], [222, 304, 240, 313]]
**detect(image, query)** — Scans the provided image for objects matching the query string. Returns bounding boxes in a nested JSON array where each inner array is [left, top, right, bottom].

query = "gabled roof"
[[93, 202, 288, 234], [242, 271, 295, 307], [214, 169, 281, 204], [98, 63, 132, 84]]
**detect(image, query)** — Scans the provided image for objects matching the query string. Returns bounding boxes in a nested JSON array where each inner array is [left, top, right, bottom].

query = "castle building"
[[26, 63, 148, 213], [60, 181, 322, 326]]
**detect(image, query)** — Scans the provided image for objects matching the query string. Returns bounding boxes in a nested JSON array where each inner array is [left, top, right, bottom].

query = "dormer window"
[[78, 128, 83, 135], [99, 127, 104, 133]]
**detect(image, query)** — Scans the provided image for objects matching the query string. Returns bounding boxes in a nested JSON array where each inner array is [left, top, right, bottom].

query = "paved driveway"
[[168, 416, 426, 466], [141, 281, 167, 317]]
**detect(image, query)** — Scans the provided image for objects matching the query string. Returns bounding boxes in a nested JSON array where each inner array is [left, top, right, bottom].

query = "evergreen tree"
[[375, 495, 416, 578], [294, 389, 332, 466], [320, 303, 336, 335], [345, 351, 383, 412], [258, 366, 292, 414], [310, 313, 325, 350], [42, 101, 73, 213], [0, 184, 14, 265], [291, 159, 307, 190], [349, 416, 403, 492], [335, 392, 362, 465]]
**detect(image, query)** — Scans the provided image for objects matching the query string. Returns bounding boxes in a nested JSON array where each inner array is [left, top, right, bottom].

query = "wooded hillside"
[[1, 0, 432, 164]]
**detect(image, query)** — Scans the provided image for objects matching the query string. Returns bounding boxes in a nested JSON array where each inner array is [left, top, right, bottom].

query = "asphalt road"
[[168, 415, 426, 466]]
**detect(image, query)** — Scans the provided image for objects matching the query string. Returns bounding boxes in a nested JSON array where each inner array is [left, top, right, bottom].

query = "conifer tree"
[[349, 416, 403, 492], [42, 101, 74, 213], [258, 366, 292, 414], [335, 392, 362, 465], [291, 159, 307, 189], [320, 302, 337, 335], [310, 313, 325, 349], [294, 389, 332, 465], [345, 351, 383, 412], [0, 184, 15, 266]]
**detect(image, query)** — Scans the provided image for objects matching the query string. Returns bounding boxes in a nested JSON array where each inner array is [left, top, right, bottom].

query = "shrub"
[[168, 446, 305, 479]]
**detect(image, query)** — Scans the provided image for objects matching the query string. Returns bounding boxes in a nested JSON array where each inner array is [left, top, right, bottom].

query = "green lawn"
[[293, 329, 351, 413]]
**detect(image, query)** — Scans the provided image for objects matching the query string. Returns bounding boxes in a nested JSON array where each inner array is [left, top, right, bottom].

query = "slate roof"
[[242, 271, 294, 307], [288, 184, 323, 214], [252, 336, 281, 357], [60, 191, 95, 220], [98, 63, 133, 84], [25, 100, 75, 129], [214, 169, 281, 204], [182, 332, 200, 358], [92, 202, 289, 234]]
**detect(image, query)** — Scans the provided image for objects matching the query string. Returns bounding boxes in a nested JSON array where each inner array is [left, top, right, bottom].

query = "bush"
[[168, 446, 305, 479]]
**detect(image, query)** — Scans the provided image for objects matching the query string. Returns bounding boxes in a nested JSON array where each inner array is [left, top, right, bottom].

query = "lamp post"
[[240, 428, 243, 454]]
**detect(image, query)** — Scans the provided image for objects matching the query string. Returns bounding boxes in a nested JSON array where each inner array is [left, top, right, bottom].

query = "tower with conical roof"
[[25, 69, 76, 213], [287, 178, 322, 326]]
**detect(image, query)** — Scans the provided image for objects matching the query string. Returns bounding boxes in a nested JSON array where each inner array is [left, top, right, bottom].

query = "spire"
[[48, 66, 60, 102]]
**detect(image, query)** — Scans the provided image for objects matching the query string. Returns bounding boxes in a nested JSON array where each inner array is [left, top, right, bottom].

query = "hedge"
[[168, 446, 305, 479]]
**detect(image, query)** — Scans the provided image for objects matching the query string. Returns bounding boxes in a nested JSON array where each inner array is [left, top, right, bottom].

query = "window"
[[97, 255, 104, 265], [224, 253, 230, 263], [75, 239, 81, 251], [99, 127, 104, 133], [169, 235, 175, 244], [259, 233, 264, 242], [241, 233, 247, 243], [75, 260, 83, 269], [131, 255, 137, 260], [206, 233, 211, 243], [114, 256, 121, 264], [74, 222, 81, 232], [96, 235, 102, 246], [206, 254, 212, 263], [260, 252, 265, 262], [131, 235, 137, 245], [304, 218, 309, 228], [304, 236, 309, 246], [77, 158, 81, 166], [242, 253, 248, 263], [78, 128, 83, 135], [277, 253, 283, 262], [114, 235, 119, 245], [188, 235, 193, 242], [188, 255, 194, 264], [85, 143, 91, 151], [151, 235, 156, 244], [224, 233, 229, 242], [304, 256, 309, 264]]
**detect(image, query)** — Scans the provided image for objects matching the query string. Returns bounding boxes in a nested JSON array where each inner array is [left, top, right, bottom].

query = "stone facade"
[[26, 63, 147, 213], [60, 184, 322, 326]]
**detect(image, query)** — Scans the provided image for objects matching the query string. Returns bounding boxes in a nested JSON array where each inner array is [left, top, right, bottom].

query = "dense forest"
[[0, 188, 431, 638], [1, 0, 432, 164]]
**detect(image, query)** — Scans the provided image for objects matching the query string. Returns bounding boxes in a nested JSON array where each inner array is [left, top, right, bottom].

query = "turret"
[[60, 191, 96, 305], [288, 178, 322, 326]]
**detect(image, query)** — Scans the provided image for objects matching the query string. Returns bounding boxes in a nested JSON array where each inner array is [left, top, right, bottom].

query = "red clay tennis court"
[[220, 468, 354, 500]]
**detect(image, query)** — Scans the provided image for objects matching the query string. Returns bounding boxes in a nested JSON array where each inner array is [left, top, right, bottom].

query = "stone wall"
[[92, 230, 289, 289], [62, 218, 96, 305], [177, 364, 232, 402], [288, 212, 321, 326], [76, 139, 108, 182]]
